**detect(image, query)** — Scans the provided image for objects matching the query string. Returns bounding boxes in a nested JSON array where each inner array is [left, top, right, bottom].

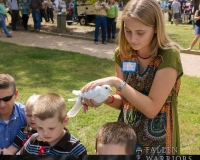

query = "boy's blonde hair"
[[119, 0, 181, 58], [25, 94, 41, 110], [96, 122, 137, 155], [32, 93, 67, 122]]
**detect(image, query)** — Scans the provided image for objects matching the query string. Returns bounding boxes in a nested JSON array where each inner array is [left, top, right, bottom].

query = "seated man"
[[0, 74, 26, 153]]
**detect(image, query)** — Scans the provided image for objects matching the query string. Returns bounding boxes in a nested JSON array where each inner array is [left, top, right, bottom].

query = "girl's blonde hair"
[[119, 0, 181, 58], [25, 94, 41, 110]]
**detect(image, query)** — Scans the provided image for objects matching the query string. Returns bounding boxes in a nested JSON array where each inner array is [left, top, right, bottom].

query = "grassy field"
[[0, 40, 199, 154], [165, 17, 199, 50]]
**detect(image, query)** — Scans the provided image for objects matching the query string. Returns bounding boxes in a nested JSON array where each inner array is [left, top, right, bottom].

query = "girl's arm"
[[194, 10, 200, 20], [82, 66, 178, 119]]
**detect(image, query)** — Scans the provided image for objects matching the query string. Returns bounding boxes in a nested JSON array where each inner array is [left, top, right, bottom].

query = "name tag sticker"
[[122, 61, 137, 72]]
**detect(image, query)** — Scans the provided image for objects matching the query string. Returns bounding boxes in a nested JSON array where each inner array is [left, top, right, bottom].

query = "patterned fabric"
[[20, 0, 30, 15], [115, 48, 183, 155], [17, 128, 87, 155], [12, 125, 37, 149], [0, 102, 26, 148]]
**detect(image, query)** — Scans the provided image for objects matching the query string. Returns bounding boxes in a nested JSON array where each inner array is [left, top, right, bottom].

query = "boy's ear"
[[63, 116, 69, 126]]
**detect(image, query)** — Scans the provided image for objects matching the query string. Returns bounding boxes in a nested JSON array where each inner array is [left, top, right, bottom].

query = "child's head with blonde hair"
[[32, 93, 67, 122], [32, 93, 69, 146], [25, 94, 40, 130]]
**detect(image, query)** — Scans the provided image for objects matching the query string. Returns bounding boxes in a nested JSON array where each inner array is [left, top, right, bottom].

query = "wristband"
[[117, 81, 126, 91], [105, 94, 114, 104]]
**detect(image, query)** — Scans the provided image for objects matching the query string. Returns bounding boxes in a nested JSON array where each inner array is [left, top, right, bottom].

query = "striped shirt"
[[0, 102, 26, 148], [17, 128, 87, 155], [12, 125, 37, 149]]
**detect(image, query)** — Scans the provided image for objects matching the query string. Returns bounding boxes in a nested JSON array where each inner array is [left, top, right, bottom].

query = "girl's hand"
[[81, 76, 117, 93], [80, 76, 119, 108], [82, 97, 103, 108]]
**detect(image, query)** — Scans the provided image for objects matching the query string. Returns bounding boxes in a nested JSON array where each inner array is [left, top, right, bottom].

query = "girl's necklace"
[[136, 51, 151, 59]]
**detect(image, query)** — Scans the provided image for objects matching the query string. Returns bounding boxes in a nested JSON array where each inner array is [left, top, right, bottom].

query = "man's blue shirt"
[[0, 102, 26, 148]]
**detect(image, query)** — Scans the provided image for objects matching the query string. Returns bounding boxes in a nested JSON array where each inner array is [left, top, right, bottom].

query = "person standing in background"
[[0, 0, 12, 37], [46, 0, 54, 23], [40, 1, 47, 22], [29, 0, 42, 32], [167, 0, 172, 22], [7, 0, 19, 31], [106, 0, 118, 43], [19, 0, 30, 30], [94, 0, 110, 45], [171, 0, 181, 25]]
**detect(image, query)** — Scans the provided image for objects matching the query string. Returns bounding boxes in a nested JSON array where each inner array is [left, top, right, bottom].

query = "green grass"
[[164, 13, 198, 50], [165, 22, 198, 50], [0, 41, 199, 154], [178, 75, 200, 154]]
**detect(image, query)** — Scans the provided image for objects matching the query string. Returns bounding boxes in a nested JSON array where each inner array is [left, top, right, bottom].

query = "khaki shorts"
[[173, 13, 180, 19]]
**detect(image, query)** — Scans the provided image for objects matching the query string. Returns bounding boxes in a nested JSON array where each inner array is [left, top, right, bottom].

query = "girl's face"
[[109, 0, 114, 3], [124, 18, 156, 52], [25, 108, 36, 129]]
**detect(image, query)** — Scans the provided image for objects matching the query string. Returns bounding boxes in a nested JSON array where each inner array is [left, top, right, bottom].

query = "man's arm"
[[94, 2, 104, 10], [7, 0, 12, 14], [104, 3, 110, 10], [3, 146, 18, 155]]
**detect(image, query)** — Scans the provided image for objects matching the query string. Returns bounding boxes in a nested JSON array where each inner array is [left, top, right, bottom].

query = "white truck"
[[76, 0, 96, 25]]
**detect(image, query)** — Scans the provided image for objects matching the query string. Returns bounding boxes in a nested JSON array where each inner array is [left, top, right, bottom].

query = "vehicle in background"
[[76, 0, 96, 25]]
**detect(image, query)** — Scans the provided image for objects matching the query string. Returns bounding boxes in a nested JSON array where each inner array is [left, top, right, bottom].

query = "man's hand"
[[0, 18, 2, 22]]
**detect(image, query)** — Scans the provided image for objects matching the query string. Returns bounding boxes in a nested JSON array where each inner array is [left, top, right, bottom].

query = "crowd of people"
[[157, 0, 200, 50], [0, 0, 64, 37], [94, 0, 119, 45], [1, 0, 184, 156], [158, 0, 194, 24]]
